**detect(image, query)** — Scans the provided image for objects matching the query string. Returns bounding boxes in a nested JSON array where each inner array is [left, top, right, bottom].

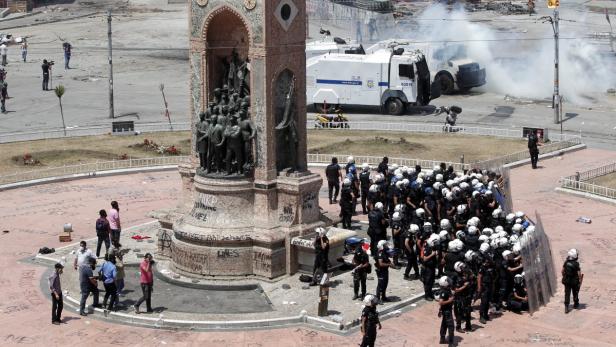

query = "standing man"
[[0, 44, 7, 66], [49, 263, 64, 325], [73, 240, 94, 270], [63, 42, 72, 69], [325, 157, 342, 204], [562, 248, 583, 313], [311, 227, 329, 286], [352, 240, 370, 300], [79, 257, 100, 316], [527, 129, 542, 169], [359, 163, 371, 214], [21, 39, 28, 62], [422, 234, 439, 301], [101, 255, 118, 311], [109, 201, 121, 245], [403, 225, 420, 280], [95, 209, 111, 258], [377, 157, 389, 175], [339, 178, 354, 229], [359, 294, 381, 347], [367, 202, 387, 256], [438, 276, 455, 346], [0, 81, 7, 113], [374, 240, 394, 303], [42, 59, 51, 91], [134, 253, 154, 314]]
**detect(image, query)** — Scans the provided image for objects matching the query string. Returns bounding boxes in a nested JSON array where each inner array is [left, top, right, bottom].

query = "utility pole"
[[108, 9, 115, 119], [541, 1, 560, 124]]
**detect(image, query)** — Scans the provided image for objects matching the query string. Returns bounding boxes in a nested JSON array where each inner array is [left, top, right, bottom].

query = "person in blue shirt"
[[101, 255, 118, 311]]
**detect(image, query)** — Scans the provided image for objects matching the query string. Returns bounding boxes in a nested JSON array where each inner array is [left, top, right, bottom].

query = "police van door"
[[397, 62, 416, 102]]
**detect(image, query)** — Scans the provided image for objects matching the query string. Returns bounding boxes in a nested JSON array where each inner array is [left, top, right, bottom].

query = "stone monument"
[[156, 0, 324, 279]]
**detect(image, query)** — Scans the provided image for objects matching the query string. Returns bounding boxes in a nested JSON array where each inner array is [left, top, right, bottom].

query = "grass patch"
[[0, 129, 528, 176], [588, 172, 616, 190]]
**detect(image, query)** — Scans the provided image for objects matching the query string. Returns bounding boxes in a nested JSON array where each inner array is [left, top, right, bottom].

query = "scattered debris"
[[2, 230, 8, 234], [38, 247, 55, 254], [282, 284, 291, 289], [466, 1, 530, 15], [576, 217, 592, 224]]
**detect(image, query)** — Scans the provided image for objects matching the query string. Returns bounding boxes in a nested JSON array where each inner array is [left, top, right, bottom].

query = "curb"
[[554, 187, 616, 206]]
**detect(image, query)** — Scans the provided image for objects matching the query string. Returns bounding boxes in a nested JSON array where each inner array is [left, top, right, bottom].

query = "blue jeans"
[[96, 235, 109, 257], [79, 287, 99, 314], [111, 229, 121, 244], [64, 54, 70, 69]]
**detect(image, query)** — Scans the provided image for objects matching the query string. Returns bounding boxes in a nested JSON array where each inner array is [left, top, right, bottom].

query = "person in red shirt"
[[134, 253, 154, 314]]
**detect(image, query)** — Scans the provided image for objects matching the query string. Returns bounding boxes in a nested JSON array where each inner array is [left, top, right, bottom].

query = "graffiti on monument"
[[171, 243, 209, 273], [302, 192, 317, 211], [278, 204, 295, 224]]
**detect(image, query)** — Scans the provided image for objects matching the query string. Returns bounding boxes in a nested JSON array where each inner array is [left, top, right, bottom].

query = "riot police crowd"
[[323, 155, 580, 347]]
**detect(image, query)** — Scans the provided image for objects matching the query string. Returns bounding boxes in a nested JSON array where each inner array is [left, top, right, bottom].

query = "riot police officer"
[[403, 224, 420, 280], [562, 248, 583, 313], [340, 178, 354, 229], [477, 243, 495, 324], [367, 202, 387, 256], [374, 240, 394, 303], [311, 227, 329, 286], [438, 276, 455, 346], [352, 241, 370, 300], [508, 273, 529, 313], [360, 294, 382, 347], [453, 261, 473, 332], [359, 163, 372, 214], [421, 234, 439, 301]]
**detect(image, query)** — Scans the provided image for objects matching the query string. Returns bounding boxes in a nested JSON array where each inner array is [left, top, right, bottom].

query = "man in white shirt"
[[73, 241, 94, 270], [0, 44, 7, 66]]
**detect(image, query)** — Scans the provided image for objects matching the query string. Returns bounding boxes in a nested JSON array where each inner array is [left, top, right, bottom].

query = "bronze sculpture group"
[[195, 49, 256, 176]]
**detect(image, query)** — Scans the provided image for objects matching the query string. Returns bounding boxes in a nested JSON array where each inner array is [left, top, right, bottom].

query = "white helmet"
[[395, 180, 404, 189], [347, 156, 355, 164], [394, 168, 402, 176], [377, 240, 389, 250], [439, 230, 449, 241], [506, 213, 515, 223], [436, 174, 443, 182], [343, 178, 351, 186], [449, 239, 464, 252], [502, 250, 512, 259], [498, 237, 509, 248], [433, 165, 441, 172], [478, 235, 489, 243], [456, 204, 467, 215], [410, 224, 420, 233], [567, 248, 578, 260], [515, 218, 523, 225], [426, 170, 434, 177], [514, 274, 524, 285], [482, 228, 493, 236], [363, 294, 377, 305], [490, 233, 500, 241], [374, 174, 384, 183], [374, 202, 384, 211], [415, 208, 425, 217], [492, 209, 502, 219], [418, 172, 425, 179], [498, 230, 508, 238], [369, 184, 379, 193], [391, 164, 399, 171], [471, 179, 479, 187], [479, 242, 490, 254], [402, 178, 410, 187], [445, 192, 453, 201], [454, 261, 466, 273], [316, 227, 326, 236], [362, 163, 370, 172], [512, 224, 523, 234], [467, 217, 479, 227], [446, 180, 454, 188], [416, 177, 424, 185], [460, 182, 470, 190], [394, 204, 405, 213], [515, 211, 525, 219], [472, 191, 479, 198], [433, 182, 442, 191], [525, 225, 535, 233], [440, 219, 451, 230], [485, 190, 493, 196], [455, 230, 465, 240], [495, 226, 504, 234], [395, 173, 404, 180], [428, 234, 440, 247], [438, 276, 450, 288], [465, 250, 476, 262], [509, 234, 519, 245], [392, 212, 402, 222], [512, 243, 522, 255], [468, 226, 478, 236], [407, 167, 416, 175]]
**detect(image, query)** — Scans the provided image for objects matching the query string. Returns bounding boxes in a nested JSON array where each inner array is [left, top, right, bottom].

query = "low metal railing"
[[563, 162, 616, 182], [0, 156, 190, 186], [307, 153, 470, 172], [560, 178, 616, 199]]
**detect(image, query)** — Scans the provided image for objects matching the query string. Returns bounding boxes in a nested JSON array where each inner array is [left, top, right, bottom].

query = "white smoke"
[[388, 4, 614, 105]]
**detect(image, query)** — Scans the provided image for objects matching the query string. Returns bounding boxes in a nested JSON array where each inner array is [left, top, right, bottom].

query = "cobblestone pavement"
[[2, 149, 616, 346]]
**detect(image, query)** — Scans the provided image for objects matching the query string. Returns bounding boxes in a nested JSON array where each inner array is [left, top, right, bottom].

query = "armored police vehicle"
[[306, 47, 440, 115]]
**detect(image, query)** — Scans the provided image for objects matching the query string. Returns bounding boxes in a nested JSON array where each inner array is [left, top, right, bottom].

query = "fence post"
[[575, 171, 580, 189], [460, 154, 464, 164]]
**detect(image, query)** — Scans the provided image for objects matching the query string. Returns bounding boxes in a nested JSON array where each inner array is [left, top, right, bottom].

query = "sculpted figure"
[[239, 108, 257, 169], [219, 115, 244, 175], [195, 112, 210, 170], [275, 78, 298, 171]]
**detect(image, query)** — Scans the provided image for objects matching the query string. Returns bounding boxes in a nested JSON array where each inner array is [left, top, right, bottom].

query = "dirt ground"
[[588, 172, 616, 189], [0, 130, 528, 175], [307, 130, 528, 162]]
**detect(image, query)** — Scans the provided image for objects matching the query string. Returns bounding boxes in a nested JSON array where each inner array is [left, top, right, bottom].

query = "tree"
[[54, 84, 66, 136]]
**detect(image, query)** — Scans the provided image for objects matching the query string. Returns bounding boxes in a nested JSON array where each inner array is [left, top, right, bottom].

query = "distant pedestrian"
[[109, 201, 121, 245], [1, 81, 7, 113], [21, 39, 28, 62], [111, 245, 126, 296], [0, 44, 7, 66], [79, 257, 100, 316], [134, 253, 154, 314], [62, 42, 72, 69], [73, 241, 94, 270], [49, 262, 64, 325], [95, 209, 111, 257], [325, 157, 342, 204], [100, 255, 118, 311], [42, 59, 51, 90], [527, 129, 542, 169]]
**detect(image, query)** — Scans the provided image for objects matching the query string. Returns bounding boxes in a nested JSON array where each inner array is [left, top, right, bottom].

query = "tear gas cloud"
[[385, 4, 614, 105]]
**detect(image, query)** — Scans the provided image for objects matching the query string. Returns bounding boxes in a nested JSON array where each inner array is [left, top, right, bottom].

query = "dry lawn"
[[307, 130, 528, 162], [588, 172, 616, 189], [0, 130, 528, 176]]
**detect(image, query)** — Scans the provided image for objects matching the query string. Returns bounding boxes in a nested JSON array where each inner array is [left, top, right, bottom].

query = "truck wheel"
[[438, 73, 455, 95], [385, 98, 404, 115]]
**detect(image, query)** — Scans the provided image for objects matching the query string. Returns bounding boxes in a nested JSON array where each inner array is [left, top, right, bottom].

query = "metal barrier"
[[563, 162, 616, 182], [560, 177, 616, 199], [0, 156, 190, 186], [307, 153, 470, 172]]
